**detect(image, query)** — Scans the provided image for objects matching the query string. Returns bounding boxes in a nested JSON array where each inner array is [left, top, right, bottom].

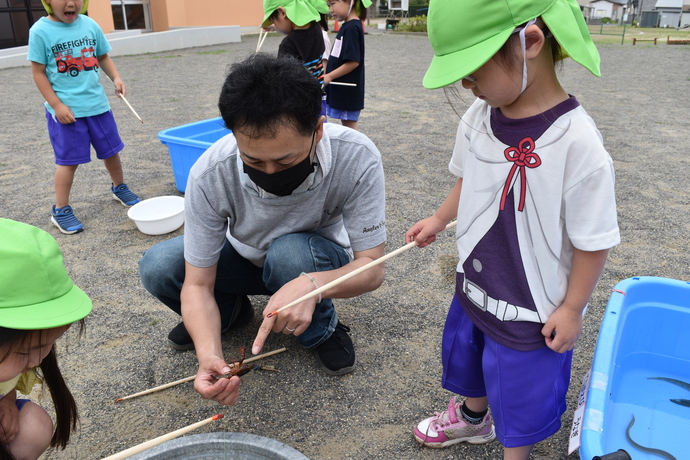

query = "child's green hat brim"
[[0, 219, 92, 330], [41, 0, 89, 15], [308, 0, 329, 15], [262, 0, 321, 28], [423, 0, 601, 90]]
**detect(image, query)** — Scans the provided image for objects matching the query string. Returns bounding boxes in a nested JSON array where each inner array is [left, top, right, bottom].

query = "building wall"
[[88, 0, 263, 33]]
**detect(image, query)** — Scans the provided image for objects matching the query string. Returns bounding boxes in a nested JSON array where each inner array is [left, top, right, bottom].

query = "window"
[[111, 0, 150, 31]]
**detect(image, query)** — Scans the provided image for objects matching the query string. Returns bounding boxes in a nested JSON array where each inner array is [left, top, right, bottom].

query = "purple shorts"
[[46, 110, 124, 166], [441, 294, 572, 448], [326, 106, 360, 122], [16, 399, 29, 411]]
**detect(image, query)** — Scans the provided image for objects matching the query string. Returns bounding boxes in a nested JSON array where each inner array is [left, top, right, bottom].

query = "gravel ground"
[[0, 32, 689, 460]]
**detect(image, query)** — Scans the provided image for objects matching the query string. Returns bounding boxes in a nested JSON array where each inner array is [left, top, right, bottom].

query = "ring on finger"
[[285, 325, 296, 332]]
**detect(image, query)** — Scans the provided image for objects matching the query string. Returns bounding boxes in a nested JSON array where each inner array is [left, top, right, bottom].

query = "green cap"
[[262, 0, 321, 28], [308, 0, 329, 15], [41, 0, 89, 15], [0, 219, 92, 330], [423, 0, 600, 89]]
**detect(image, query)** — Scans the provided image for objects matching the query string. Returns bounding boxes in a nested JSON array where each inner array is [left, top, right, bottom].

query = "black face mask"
[[242, 131, 317, 197]]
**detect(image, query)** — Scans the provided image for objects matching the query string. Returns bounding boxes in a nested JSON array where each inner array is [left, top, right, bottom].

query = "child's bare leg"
[[7, 402, 53, 460], [103, 153, 124, 186], [342, 119, 358, 130], [504, 444, 533, 460], [55, 164, 78, 208]]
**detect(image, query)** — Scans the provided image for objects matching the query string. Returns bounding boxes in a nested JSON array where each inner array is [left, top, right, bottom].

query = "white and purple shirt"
[[451, 97, 620, 351]]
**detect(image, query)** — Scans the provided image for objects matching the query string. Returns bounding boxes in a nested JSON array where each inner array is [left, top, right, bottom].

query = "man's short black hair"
[[218, 53, 322, 139]]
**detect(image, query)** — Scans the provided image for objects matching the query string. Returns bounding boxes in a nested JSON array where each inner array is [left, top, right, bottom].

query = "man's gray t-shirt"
[[184, 123, 386, 268]]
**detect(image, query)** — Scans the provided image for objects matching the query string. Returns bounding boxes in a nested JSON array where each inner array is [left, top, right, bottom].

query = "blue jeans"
[[138, 233, 351, 348]]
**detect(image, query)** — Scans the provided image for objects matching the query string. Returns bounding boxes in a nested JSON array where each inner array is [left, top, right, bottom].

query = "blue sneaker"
[[51, 205, 84, 234], [111, 183, 140, 207]]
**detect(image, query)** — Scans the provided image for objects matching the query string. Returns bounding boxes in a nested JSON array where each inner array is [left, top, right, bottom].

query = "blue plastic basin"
[[580, 276, 690, 460], [158, 117, 231, 193]]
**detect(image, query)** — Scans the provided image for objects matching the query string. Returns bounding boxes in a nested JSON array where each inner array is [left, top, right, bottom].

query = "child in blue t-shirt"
[[323, 0, 370, 130], [28, 0, 140, 235]]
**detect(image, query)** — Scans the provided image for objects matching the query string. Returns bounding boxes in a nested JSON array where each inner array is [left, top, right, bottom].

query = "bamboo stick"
[[256, 28, 268, 52], [267, 221, 458, 318], [100, 414, 224, 460], [103, 74, 143, 123], [114, 347, 287, 402]]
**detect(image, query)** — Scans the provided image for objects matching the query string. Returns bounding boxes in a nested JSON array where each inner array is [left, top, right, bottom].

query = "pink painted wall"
[[88, 0, 263, 33]]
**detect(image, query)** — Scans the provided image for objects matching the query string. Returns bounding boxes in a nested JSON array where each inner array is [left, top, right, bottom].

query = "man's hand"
[[193, 357, 242, 406], [252, 275, 318, 355], [0, 392, 20, 444]]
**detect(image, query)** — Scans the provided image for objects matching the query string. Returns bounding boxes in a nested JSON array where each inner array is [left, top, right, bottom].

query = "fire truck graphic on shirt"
[[53, 47, 99, 77]]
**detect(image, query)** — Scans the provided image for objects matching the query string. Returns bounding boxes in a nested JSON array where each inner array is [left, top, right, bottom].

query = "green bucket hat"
[[308, 0, 329, 15], [262, 0, 321, 28], [41, 0, 89, 15], [423, 0, 600, 89], [0, 219, 92, 330]]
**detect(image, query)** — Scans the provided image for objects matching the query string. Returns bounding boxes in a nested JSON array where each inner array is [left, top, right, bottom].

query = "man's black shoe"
[[167, 295, 253, 351], [316, 321, 356, 375]]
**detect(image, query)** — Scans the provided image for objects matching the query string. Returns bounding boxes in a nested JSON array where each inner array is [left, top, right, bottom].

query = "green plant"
[[397, 14, 427, 32], [601, 17, 612, 24]]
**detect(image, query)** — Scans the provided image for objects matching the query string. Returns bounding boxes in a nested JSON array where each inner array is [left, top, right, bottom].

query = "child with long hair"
[[323, 0, 370, 130], [0, 219, 92, 459], [405, 1, 620, 459]]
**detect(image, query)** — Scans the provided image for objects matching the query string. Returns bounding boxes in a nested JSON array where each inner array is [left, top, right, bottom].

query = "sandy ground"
[[0, 32, 689, 460]]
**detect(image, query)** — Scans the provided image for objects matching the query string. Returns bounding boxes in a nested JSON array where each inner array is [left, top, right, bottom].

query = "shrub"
[[397, 15, 427, 32]]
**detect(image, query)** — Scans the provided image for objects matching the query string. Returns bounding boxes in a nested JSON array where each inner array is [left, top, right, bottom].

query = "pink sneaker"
[[414, 397, 496, 448]]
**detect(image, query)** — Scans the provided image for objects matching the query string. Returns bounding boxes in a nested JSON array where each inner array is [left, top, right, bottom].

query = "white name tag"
[[331, 38, 342, 58], [568, 369, 591, 455]]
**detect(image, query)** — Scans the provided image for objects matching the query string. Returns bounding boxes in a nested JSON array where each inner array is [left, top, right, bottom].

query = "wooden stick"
[[114, 347, 287, 402], [256, 28, 268, 52], [267, 221, 458, 318], [119, 94, 144, 123], [329, 81, 357, 87], [100, 414, 224, 460], [103, 74, 143, 123], [256, 28, 265, 52]]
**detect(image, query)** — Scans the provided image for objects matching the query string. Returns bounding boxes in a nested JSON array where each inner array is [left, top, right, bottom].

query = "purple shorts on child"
[[441, 294, 572, 447], [326, 106, 360, 122], [46, 109, 124, 166]]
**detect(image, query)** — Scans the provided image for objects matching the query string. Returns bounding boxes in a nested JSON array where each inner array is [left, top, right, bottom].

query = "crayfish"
[[220, 346, 253, 379]]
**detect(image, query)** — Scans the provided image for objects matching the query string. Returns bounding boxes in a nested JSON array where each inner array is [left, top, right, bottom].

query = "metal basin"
[[129, 432, 310, 460]]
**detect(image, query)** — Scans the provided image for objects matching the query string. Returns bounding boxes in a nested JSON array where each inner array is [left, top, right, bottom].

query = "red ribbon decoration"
[[500, 137, 541, 212]]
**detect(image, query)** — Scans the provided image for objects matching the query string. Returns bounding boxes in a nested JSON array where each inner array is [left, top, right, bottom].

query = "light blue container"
[[580, 276, 690, 460], [158, 117, 231, 193]]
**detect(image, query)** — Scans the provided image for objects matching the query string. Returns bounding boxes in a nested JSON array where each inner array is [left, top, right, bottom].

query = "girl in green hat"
[[405, 1, 619, 458], [0, 219, 92, 459]]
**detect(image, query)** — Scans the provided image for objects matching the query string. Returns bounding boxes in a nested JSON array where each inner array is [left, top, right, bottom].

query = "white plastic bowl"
[[127, 196, 185, 235]]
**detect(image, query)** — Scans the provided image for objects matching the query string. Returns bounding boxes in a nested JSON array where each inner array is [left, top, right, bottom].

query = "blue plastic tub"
[[158, 117, 231, 193], [580, 276, 690, 460]]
